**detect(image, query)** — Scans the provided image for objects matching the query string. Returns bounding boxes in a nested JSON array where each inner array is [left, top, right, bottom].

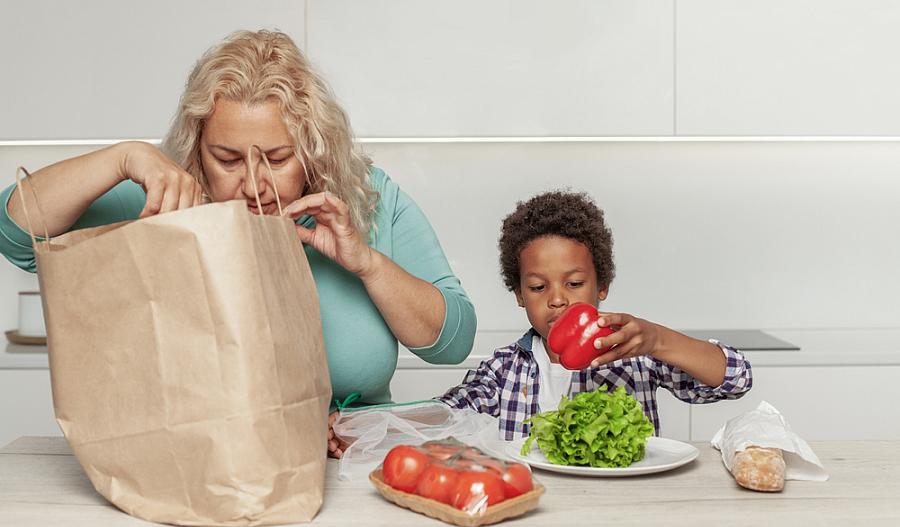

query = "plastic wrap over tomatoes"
[[379, 438, 536, 515]]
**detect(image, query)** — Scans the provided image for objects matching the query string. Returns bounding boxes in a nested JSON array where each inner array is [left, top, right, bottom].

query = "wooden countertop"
[[1, 436, 897, 526]]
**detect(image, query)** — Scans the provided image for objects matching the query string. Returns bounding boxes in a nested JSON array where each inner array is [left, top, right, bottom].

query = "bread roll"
[[732, 446, 785, 492]]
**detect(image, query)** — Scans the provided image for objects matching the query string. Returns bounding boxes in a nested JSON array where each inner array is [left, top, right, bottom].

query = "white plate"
[[505, 436, 699, 477]]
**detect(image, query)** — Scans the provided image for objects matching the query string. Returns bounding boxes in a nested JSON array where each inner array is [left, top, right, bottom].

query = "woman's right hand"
[[119, 141, 204, 218]]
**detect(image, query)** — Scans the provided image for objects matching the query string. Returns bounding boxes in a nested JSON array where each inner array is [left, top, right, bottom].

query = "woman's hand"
[[283, 192, 375, 278], [589, 312, 663, 368], [284, 190, 445, 349], [119, 141, 204, 218], [7, 141, 203, 238], [327, 411, 350, 459]]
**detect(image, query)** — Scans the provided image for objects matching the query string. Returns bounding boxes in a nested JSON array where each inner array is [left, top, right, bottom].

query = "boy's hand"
[[589, 312, 662, 368], [589, 312, 729, 386], [327, 411, 350, 459]]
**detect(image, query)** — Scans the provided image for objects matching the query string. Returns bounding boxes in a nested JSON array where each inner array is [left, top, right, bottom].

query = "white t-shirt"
[[531, 336, 574, 413]]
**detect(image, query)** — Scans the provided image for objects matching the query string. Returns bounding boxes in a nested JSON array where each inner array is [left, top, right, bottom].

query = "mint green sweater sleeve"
[[371, 168, 477, 365], [0, 180, 145, 272]]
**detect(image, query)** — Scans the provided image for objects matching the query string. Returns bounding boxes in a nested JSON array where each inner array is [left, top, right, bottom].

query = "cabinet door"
[[690, 366, 900, 441], [677, 0, 900, 135], [656, 388, 690, 442], [390, 369, 470, 403], [307, 0, 674, 137], [0, 370, 59, 447], [0, 2, 305, 140]]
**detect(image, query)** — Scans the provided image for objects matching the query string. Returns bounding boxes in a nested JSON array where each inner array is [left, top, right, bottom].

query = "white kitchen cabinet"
[[655, 388, 691, 442], [0, 370, 59, 448], [307, 0, 674, 137], [677, 0, 900, 135], [3, 362, 898, 448], [389, 368, 471, 404], [690, 366, 900, 441], [0, 1, 305, 140]]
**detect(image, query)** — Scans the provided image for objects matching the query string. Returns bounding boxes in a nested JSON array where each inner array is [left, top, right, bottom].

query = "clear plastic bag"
[[711, 401, 829, 481], [332, 400, 501, 482]]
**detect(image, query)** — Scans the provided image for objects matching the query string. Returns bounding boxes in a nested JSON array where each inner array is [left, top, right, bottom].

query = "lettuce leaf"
[[520, 386, 654, 468]]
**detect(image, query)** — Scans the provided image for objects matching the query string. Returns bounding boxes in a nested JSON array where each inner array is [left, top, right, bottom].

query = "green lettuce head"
[[521, 386, 654, 468]]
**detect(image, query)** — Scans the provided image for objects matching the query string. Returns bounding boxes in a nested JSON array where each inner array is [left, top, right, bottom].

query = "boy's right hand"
[[589, 312, 661, 368], [118, 141, 204, 218]]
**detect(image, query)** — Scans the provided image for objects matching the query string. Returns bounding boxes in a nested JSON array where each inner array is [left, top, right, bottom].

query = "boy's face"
[[515, 235, 608, 341]]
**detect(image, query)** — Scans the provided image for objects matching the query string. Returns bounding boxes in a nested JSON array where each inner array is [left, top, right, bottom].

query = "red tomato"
[[500, 463, 533, 498], [451, 470, 506, 512], [382, 445, 429, 493], [421, 441, 465, 461], [469, 456, 505, 474], [459, 447, 486, 459], [415, 463, 459, 505], [449, 458, 481, 471]]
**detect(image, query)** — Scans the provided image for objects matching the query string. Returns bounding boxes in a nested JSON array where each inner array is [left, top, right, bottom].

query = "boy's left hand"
[[589, 312, 662, 368]]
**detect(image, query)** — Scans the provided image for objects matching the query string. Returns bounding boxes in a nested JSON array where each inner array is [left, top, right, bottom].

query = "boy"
[[439, 191, 752, 440]]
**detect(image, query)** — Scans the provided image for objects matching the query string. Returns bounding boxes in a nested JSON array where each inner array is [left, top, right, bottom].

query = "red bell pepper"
[[547, 302, 616, 370]]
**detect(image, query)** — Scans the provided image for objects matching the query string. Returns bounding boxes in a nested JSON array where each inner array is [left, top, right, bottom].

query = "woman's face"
[[199, 98, 306, 216]]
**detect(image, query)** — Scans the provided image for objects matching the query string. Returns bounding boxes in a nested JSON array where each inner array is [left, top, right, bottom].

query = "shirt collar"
[[514, 328, 541, 354]]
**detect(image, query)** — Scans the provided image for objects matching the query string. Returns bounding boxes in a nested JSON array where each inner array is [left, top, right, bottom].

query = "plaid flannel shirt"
[[438, 328, 752, 440]]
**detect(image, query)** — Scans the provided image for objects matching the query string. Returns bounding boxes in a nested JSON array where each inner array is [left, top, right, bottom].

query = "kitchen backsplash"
[[2, 140, 899, 336]]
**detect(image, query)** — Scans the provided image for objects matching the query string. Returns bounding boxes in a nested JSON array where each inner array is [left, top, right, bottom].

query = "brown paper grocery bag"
[[16, 169, 331, 525]]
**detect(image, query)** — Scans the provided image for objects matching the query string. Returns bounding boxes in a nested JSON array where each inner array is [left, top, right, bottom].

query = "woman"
[[0, 30, 476, 457]]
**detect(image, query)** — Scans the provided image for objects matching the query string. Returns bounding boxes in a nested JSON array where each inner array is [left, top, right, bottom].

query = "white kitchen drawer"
[[390, 367, 692, 442], [655, 388, 690, 442], [690, 366, 900, 441], [390, 368, 472, 403], [0, 370, 59, 448]]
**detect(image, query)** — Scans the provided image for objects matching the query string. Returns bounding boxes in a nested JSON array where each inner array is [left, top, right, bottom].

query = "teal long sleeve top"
[[0, 167, 476, 406]]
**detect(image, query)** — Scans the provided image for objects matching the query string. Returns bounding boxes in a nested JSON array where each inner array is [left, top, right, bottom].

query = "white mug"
[[18, 291, 46, 338]]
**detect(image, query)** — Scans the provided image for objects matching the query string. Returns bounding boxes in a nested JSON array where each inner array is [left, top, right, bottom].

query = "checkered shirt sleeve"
[[650, 341, 753, 403], [437, 355, 504, 417]]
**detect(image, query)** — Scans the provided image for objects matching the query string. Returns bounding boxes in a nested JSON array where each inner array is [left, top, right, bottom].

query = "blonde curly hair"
[[161, 29, 377, 234]]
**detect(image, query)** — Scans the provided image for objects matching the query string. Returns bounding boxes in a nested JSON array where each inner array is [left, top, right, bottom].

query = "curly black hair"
[[498, 190, 615, 292]]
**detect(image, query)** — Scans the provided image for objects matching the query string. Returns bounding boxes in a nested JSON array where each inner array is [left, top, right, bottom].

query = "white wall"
[[4, 140, 899, 334], [365, 141, 900, 331]]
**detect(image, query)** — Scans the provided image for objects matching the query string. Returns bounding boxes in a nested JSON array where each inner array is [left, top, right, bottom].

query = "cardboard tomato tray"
[[369, 469, 545, 527]]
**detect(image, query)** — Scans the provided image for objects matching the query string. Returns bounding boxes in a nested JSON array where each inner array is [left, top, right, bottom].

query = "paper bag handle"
[[13, 167, 51, 247], [246, 145, 284, 216]]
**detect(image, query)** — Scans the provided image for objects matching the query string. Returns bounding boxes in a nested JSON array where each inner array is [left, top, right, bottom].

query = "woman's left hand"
[[327, 411, 350, 459], [589, 312, 663, 368], [283, 192, 374, 278]]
